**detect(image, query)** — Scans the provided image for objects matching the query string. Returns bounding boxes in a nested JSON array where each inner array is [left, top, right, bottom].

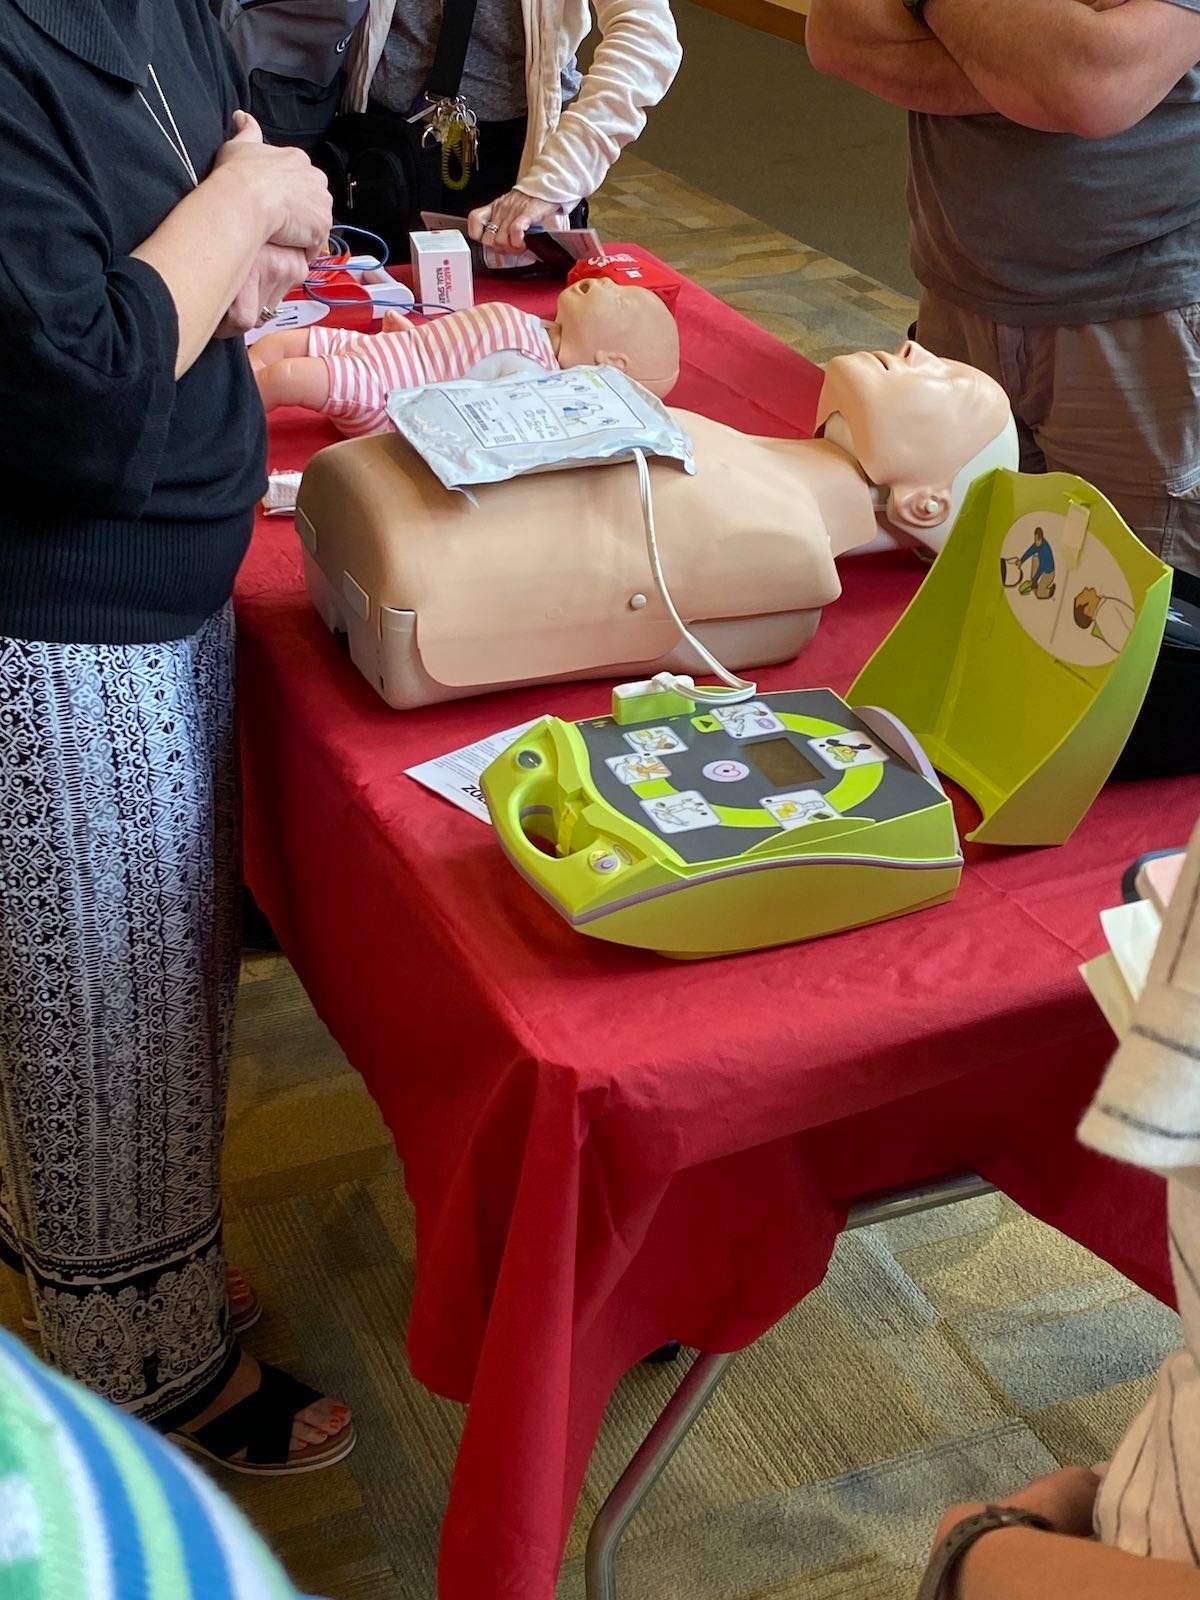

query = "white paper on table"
[[405, 718, 545, 823], [1100, 898, 1162, 1006], [262, 470, 302, 516], [1080, 952, 1135, 1038]]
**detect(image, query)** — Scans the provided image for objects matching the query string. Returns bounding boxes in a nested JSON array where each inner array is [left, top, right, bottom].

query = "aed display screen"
[[745, 738, 824, 789]]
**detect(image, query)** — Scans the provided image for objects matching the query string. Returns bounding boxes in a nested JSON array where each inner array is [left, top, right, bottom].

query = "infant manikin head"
[[552, 279, 680, 398], [816, 342, 1018, 552]]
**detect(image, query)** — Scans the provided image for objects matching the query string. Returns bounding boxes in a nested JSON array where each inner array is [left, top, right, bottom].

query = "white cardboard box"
[[409, 230, 474, 312]]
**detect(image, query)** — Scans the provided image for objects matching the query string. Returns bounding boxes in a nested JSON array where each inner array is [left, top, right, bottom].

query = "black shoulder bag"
[[213, 1, 371, 152], [315, 0, 481, 257]]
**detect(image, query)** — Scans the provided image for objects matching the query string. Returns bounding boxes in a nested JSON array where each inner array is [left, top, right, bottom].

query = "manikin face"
[[816, 342, 1013, 538], [554, 278, 681, 397]]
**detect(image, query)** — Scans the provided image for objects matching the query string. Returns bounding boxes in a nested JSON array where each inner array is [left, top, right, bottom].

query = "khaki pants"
[[918, 291, 1200, 576]]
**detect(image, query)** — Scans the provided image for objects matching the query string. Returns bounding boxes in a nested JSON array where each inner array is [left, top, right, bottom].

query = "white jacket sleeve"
[[1079, 818, 1200, 1180], [518, 0, 683, 204]]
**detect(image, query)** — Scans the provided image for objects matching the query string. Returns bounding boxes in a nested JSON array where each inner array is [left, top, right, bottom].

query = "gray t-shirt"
[[371, 0, 581, 124], [909, 18, 1200, 326]]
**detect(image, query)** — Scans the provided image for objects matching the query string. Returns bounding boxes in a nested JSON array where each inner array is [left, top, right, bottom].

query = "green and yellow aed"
[[483, 469, 1171, 959], [482, 688, 963, 958]]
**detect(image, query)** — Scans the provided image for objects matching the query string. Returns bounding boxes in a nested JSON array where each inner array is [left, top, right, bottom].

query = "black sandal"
[[170, 1361, 356, 1477]]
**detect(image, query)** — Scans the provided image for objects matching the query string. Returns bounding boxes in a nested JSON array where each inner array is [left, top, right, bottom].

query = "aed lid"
[[849, 468, 1172, 846]]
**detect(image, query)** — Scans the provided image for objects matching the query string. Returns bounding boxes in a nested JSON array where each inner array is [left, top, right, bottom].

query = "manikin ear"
[[594, 349, 630, 374], [890, 485, 952, 531]]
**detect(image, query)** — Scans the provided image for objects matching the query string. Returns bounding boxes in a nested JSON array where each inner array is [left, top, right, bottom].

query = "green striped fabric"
[[0, 1403, 39, 1600], [0, 1331, 307, 1600]]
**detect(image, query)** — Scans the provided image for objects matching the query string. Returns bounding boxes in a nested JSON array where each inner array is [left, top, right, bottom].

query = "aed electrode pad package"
[[386, 370, 747, 703], [386, 366, 695, 491]]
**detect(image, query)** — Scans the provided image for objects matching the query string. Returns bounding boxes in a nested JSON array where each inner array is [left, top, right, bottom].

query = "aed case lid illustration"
[[482, 689, 963, 959], [850, 468, 1171, 846]]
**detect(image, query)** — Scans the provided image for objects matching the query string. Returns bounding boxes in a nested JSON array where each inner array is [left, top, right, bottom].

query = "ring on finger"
[[256, 304, 277, 327], [483, 222, 500, 234]]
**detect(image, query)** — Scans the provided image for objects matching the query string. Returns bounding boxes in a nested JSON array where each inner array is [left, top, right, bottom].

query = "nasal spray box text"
[[409, 230, 474, 312]]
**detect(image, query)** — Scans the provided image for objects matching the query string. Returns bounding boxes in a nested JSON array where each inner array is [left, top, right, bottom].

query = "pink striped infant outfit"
[[307, 302, 560, 436]]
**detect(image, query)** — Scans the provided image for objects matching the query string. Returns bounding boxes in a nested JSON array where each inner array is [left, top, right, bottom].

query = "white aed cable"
[[632, 448, 758, 707]]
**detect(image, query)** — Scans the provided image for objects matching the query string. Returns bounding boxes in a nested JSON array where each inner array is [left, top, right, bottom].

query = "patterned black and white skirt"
[[0, 606, 241, 1423]]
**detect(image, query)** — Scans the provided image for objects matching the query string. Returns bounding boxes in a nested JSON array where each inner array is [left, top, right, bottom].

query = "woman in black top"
[[0, 0, 353, 1474]]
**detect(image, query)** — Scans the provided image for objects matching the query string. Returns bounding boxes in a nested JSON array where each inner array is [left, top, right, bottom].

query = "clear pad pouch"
[[386, 366, 695, 492]]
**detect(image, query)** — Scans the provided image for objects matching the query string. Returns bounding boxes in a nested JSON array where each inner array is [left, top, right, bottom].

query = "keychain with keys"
[[412, 96, 478, 191]]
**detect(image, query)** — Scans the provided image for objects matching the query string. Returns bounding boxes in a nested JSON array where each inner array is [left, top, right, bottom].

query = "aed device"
[[481, 468, 1171, 959], [482, 687, 962, 958]]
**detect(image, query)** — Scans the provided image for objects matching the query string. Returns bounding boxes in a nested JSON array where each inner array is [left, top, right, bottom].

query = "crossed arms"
[[805, 0, 1200, 137]]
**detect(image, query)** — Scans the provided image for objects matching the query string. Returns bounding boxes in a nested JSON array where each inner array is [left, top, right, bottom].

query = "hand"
[[380, 309, 417, 334], [216, 243, 310, 338], [932, 1467, 1102, 1553], [467, 190, 563, 253], [1005, 1467, 1102, 1534], [214, 111, 333, 257]]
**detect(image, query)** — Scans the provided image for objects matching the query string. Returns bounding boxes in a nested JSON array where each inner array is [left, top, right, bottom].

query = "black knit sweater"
[[0, 0, 267, 644]]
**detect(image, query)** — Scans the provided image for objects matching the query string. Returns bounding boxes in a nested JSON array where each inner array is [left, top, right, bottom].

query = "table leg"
[[581, 1172, 994, 1600], [584, 1350, 736, 1600], [846, 1171, 995, 1231]]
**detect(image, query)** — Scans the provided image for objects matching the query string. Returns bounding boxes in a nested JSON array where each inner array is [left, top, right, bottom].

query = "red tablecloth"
[[237, 252, 1197, 1600]]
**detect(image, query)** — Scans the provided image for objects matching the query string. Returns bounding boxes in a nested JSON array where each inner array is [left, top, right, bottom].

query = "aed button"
[[589, 845, 629, 875], [515, 749, 543, 770], [703, 759, 750, 783]]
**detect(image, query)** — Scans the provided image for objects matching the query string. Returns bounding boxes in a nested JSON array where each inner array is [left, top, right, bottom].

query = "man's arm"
[[925, 0, 1200, 137], [945, 1521, 1200, 1598], [926, 1472, 1200, 1599], [806, 0, 995, 113]]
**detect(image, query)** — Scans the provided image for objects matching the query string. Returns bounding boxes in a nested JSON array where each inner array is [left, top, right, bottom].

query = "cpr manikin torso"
[[254, 277, 682, 436], [295, 342, 1018, 709]]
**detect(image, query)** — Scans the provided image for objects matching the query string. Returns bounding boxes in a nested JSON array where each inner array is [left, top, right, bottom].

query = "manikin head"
[[553, 278, 681, 398], [815, 342, 1018, 553]]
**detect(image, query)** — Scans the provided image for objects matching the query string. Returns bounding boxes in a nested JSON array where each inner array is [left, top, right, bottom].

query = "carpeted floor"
[[594, 153, 916, 364], [0, 100, 1180, 1600], [631, 0, 916, 296]]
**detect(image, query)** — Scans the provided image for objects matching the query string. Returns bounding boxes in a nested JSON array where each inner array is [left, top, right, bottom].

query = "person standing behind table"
[[344, 0, 682, 252], [805, 0, 1200, 579], [0, 0, 353, 1475]]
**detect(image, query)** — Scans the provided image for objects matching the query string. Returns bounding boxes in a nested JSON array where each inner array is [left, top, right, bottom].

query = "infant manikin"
[[252, 278, 681, 437]]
